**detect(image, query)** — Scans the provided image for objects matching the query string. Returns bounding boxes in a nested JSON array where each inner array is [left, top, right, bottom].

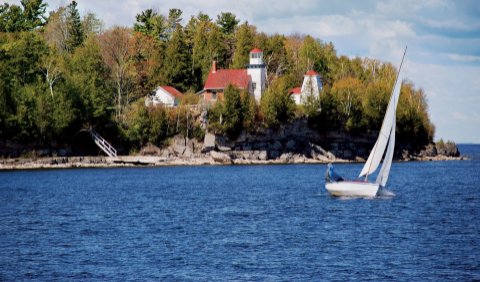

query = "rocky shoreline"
[[0, 150, 464, 171], [0, 121, 464, 170]]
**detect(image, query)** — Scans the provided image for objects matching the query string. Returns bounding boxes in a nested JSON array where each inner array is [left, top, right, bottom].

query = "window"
[[252, 82, 256, 91], [212, 91, 217, 100]]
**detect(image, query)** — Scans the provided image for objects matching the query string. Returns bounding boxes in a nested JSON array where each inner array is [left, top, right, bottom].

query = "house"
[[289, 70, 323, 105], [198, 48, 266, 103], [145, 86, 183, 107]]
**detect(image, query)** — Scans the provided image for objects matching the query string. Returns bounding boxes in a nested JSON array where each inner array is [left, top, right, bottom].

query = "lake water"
[[1, 145, 479, 281]]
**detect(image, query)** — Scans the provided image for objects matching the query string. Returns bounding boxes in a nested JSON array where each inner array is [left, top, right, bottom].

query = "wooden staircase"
[[89, 129, 117, 158]]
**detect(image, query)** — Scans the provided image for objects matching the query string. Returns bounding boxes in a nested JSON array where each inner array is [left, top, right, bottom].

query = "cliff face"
[[207, 119, 377, 161]]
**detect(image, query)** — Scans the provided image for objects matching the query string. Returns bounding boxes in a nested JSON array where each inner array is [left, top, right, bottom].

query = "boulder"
[[423, 143, 437, 157], [210, 150, 232, 164], [172, 135, 186, 156], [293, 154, 306, 163], [258, 150, 268, 161], [139, 143, 162, 156], [280, 152, 293, 162], [202, 133, 216, 152], [326, 151, 336, 160]]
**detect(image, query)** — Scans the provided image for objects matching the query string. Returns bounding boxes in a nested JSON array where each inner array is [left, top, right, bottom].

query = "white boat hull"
[[325, 181, 380, 197]]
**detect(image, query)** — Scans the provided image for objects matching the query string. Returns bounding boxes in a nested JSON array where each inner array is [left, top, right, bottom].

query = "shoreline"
[[0, 154, 465, 171]]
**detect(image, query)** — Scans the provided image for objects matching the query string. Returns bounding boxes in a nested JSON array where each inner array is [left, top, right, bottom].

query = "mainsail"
[[359, 47, 406, 178]]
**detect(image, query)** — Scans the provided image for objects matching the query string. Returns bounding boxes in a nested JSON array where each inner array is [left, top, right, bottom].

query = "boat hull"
[[325, 181, 380, 197]]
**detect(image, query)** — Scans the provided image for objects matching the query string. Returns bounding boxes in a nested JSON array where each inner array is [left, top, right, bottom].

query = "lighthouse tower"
[[247, 48, 266, 102], [300, 70, 323, 104]]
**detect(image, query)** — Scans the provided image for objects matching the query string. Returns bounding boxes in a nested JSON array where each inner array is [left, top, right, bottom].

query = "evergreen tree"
[[222, 84, 243, 136], [134, 8, 167, 41], [216, 12, 239, 35], [161, 25, 192, 92], [65, 1, 84, 52], [0, 4, 24, 32], [260, 76, 295, 127], [231, 22, 255, 69], [166, 8, 182, 39], [21, 0, 47, 30]]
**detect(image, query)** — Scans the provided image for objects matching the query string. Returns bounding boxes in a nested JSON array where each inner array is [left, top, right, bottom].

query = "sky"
[[7, 0, 480, 143]]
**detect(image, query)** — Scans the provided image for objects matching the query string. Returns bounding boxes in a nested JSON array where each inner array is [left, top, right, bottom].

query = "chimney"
[[212, 61, 216, 73]]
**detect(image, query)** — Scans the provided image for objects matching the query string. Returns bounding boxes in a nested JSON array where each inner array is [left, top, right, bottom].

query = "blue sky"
[[8, 0, 480, 143]]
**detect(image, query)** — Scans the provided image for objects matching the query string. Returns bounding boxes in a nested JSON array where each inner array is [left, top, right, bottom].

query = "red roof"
[[305, 70, 319, 76], [289, 87, 301, 95], [204, 69, 250, 90], [161, 86, 183, 99], [250, 48, 262, 53]]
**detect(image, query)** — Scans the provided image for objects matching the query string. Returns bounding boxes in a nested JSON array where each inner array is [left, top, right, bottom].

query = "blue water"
[[1, 145, 479, 281]]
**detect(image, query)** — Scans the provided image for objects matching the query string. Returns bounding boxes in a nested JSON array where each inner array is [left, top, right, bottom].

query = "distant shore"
[[0, 154, 464, 171]]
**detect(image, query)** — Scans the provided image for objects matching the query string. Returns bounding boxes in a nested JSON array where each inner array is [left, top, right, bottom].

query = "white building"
[[290, 70, 323, 105], [146, 86, 183, 107], [246, 48, 266, 102]]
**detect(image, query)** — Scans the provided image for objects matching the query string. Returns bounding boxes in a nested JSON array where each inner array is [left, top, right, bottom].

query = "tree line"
[[0, 0, 435, 153]]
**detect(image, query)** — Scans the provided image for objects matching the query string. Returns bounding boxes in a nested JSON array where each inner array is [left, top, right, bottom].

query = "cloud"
[[447, 54, 480, 63]]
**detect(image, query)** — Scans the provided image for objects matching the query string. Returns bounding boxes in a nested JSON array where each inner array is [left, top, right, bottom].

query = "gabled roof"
[[289, 87, 302, 95], [305, 70, 319, 76], [204, 69, 250, 90], [250, 48, 263, 53], [160, 86, 183, 99]]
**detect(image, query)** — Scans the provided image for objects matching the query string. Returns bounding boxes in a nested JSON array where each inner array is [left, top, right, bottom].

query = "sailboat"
[[325, 47, 407, 197]]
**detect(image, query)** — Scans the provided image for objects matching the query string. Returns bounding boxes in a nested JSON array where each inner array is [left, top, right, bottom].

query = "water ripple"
[[0, 151, 480, 280]]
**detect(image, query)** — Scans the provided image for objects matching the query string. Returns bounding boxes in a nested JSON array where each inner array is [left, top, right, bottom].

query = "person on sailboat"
[[326, 163, 344, 183]]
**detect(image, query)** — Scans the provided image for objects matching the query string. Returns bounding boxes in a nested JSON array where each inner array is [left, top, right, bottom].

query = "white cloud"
[[447, 54, 480, 63]]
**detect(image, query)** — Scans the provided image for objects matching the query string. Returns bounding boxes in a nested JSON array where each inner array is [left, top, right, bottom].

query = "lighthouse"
[[247, 48, 266, 102]]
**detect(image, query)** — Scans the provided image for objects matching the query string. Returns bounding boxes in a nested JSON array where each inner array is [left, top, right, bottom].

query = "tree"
[[82, 12, 103, 36], [21, 0, 47, 30], [161, 25, 192, 92], [134, 8, 167, 41], [41, 55, 61, 97], [299, 35, 322, 72], [260, 76, 295, 127], [65, 1, 84, 51], [98, 27, 135, 121], [0, 4, 24, 32], [43, 6, 69, 52], [240, 90, 257, 131], [362, 80, 391, 131], [331, 77, 365, 131], [131, 31, 161, 98], [216, 12, 239, 35], [263, 34, 288, 84], [189, 15, 224, 89], [166, 8, 182, 38], [231, 22, 255, 69], [222, 84, 243, 136], [397, 81, 435, 149], [65, 35, 111, 126]]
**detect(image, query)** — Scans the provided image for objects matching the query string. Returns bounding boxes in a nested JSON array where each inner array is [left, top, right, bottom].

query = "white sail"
[[376, 117, 396, 187], [359, 74, 402, 178]]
